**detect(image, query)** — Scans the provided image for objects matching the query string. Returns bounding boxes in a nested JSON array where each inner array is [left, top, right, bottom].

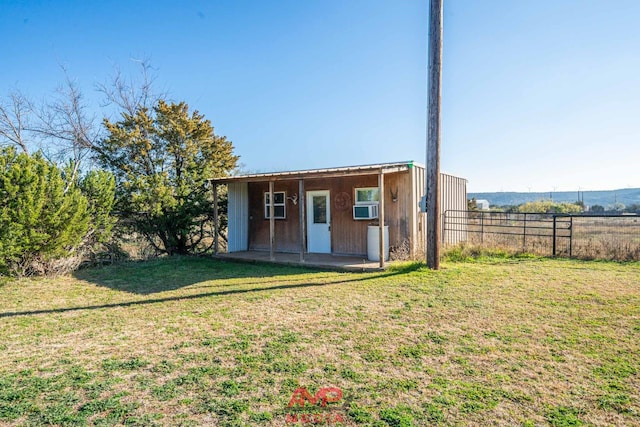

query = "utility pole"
[[426, 0, 443, 269]]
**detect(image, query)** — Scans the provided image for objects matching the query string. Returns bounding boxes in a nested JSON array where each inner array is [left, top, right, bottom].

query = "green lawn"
[[0, 257, 638, 426]]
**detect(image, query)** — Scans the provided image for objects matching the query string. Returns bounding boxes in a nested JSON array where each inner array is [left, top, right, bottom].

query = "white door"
[[307, 190, 331, 253]]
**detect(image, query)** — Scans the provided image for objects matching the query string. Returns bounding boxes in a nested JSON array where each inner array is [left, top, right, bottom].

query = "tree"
[[1, 60, 160, 169], [0, 147, 116, 277], [97, 100, 238, 255], [0, 71, 101, 190], [79, 169, 117, 246], [611, 202, 625, 212], [0, 91, 32, 154], [33, 71, 102, 186], [0, 148, 88, 276], [97, 58, 166, 117], [625, 203, 640, 214], [517, 200, 583, 214]]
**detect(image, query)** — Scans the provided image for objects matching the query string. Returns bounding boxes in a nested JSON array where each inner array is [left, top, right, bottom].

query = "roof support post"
[[299, 179, 306, 263], [213, 183, 219, 255], [269, 180, 275, 261], [378, 170, 386, 269]]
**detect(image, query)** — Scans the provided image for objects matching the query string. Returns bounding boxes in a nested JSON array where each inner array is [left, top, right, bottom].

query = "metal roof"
[[210, 161, 425, 183]]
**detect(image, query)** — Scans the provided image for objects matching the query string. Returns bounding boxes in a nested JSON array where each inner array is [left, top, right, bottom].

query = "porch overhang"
[[209, 161, 421, 184], [211, 161, 422, 269]]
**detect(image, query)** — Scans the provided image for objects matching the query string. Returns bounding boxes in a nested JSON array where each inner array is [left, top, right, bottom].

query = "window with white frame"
[[264, 191, 286, 219], [354, 187, 380, 204]]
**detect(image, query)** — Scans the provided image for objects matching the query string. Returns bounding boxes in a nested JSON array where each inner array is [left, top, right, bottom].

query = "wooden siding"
[[248, 181, 301, 252], [314, 175, 377, 256], [239, 165, 465, 257], [247, 173, 417, 256], [381, 171, 412, 250]]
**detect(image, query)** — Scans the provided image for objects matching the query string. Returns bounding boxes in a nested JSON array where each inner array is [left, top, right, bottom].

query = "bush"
[[517, 200, 583, 214], [0, 148, 114, 276]]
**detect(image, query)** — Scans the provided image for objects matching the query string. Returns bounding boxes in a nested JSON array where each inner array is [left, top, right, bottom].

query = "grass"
[[0, 256, 639, 426]]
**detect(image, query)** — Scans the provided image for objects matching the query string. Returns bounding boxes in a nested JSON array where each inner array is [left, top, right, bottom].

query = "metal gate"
[[444, 211, 640, 260]]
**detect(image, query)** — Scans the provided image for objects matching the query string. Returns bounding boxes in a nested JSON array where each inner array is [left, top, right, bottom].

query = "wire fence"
[[443, 210, 640, 261]]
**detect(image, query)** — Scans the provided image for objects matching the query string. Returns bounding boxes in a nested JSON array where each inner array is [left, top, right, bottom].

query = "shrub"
[[517, 200, 583, 214], [0, 148, 114, 276]]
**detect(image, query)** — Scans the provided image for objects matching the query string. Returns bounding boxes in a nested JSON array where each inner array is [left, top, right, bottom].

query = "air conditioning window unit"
[[353, 204, 379, 220]]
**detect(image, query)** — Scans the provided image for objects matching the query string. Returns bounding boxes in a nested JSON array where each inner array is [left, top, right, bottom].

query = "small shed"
[[211, 161, 466, 267], [476, 199, 490, 210]]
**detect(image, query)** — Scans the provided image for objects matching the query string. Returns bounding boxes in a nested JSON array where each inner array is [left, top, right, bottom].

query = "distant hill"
[[469, 188, 640, 208]]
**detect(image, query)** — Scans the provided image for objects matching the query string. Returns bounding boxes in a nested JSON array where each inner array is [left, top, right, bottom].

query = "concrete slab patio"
[[213, 251, 388, 272]]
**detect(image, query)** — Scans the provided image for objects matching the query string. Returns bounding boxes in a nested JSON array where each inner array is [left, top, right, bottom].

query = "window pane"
[[356, 188, 379, 203], [265, 192, 286, 219], [313, 196, 327, 224]]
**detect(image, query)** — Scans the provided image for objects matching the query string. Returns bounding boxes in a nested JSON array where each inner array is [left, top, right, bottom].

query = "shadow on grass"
[[72, 256, 315, 295], [2, 258, 423, 319]]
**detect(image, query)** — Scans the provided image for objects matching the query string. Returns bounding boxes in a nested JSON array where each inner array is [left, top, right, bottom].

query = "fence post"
[[442, 210, 447, 244], [552, 215, 557, 257], [569, 216, 573, 258], [481, 212, 484, 244], [523, 213, 527, 252]]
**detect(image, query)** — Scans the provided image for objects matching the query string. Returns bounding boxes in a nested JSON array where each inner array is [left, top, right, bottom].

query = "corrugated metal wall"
[[440, 173, 468, 244], [413, 167, 468, 252], [227, 182, 249, 252]]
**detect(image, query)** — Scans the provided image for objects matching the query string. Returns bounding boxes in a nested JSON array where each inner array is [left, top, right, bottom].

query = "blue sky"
[[1, 0, 639, 192]]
